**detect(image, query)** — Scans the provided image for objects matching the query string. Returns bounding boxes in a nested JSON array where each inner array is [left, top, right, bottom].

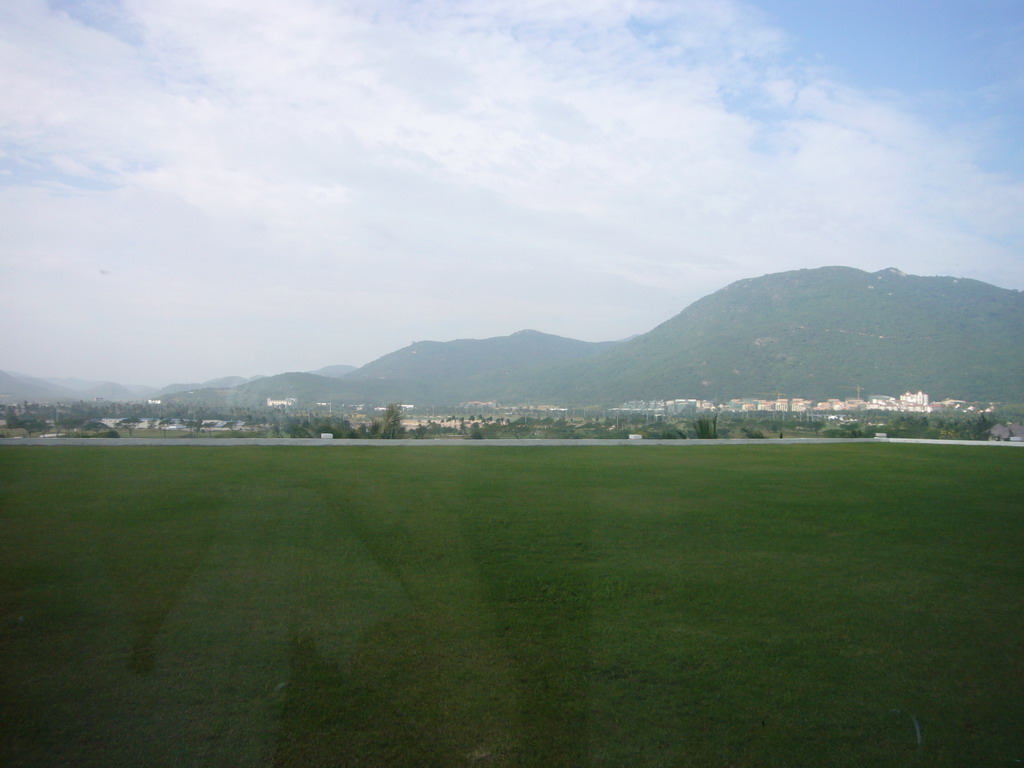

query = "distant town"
[[134, 389, 974, 416], [449, 390, 985, 417], [6, 386, 1021, 442], [610, 390, 981, 416]]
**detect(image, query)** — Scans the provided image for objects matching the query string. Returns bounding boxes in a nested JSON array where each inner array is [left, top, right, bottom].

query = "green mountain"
[[161, 372, 343, 407], [512, 266, 1024, 404], [339, 330, 619, 403], [47, 266, 1021, 408], [308, 364, 357, 378], [158, 332, 618, 407], [155, 376, 256, 397], [0, 371, 75, 402]]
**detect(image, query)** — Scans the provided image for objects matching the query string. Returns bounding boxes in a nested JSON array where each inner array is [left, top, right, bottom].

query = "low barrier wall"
[[3, 437, 1023, 448]]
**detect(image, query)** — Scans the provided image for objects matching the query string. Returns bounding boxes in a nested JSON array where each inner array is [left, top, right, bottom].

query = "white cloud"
[[1, 0, 1021, 382]]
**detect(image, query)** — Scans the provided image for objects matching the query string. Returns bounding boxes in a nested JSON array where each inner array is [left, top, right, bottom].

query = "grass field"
[[1, 444, 1022, 767]]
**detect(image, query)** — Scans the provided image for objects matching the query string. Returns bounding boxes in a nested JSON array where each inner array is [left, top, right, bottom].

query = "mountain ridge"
[[508, 266, 1023, 403], [4, 267, 1021, 405]]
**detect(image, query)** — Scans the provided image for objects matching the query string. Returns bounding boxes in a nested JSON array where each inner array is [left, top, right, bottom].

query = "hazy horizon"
[[4, 264, 1020, 390], [3, 0, 1022, 383]]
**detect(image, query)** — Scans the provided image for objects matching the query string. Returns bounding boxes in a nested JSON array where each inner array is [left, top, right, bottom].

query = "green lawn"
[[1, 444, 1022, 767]]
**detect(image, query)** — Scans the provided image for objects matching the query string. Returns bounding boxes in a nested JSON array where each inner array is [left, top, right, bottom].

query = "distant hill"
[[155, 331, 619, 407], [76, 381, 150, 401], [509, 267, 1024, 403], [234, 373, 342, 402], [33, 377, 155, 397], [7, 267, 1022, 407], [0, 371, 74, 402], [338, 330, 620, 404], [155, 376, 255, 397], [158, 372, 347, 407], [308, 364, 357, 378], [0, 372, 155, 402]]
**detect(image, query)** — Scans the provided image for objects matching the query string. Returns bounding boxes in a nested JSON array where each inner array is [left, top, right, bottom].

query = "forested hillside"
[[515, 267, 1024, 403]]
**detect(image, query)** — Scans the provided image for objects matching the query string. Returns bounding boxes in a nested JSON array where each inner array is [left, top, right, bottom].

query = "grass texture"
[[1, 444, 1022, 767]]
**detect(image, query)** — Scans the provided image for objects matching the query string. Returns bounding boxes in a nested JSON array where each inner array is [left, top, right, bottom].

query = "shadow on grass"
[[269, 465, 522, 767], [4, 446, 1022, 767], [99, 505, 221, 674], [456, 477, 595, 767], [273, 622, 514, 767]]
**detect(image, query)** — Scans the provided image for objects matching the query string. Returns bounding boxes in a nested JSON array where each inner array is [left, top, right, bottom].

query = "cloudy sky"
[[2, 0, 1022, 385]]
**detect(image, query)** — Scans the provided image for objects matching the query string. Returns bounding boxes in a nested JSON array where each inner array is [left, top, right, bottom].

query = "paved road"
[[3, 437, 1020, 447]]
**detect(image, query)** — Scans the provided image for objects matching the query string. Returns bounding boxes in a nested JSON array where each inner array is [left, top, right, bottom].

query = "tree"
[[969, 413, 994, 440], [118, 417, 141, 437], [373, 404, 406, 439], [60, 415, 85, 436], [9, 416, 47, 437], [692, 415, 718, 439], [83, 420, 108, 435]]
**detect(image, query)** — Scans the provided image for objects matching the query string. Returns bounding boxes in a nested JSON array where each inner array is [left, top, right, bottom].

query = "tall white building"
[[899, 391, 930, 411]]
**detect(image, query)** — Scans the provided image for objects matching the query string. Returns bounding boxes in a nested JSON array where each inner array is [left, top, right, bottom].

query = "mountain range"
[[4, 267, 1022, 406], [0, 370, 154, 403]]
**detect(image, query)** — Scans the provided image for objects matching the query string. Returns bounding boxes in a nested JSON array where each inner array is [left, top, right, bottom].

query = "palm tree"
[[692, 414, 718, 439], [370, 404, 403, 439]]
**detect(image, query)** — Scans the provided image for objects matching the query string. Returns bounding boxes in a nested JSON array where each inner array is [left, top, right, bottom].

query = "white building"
[[267, 398, 297, 407], [899, 391, 930, 412]]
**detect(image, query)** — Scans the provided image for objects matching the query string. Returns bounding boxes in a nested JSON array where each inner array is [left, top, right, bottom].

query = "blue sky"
[[1, 0, 1022, 384], [761, 0, 1019, 90], [758, 0, 1024, 169]]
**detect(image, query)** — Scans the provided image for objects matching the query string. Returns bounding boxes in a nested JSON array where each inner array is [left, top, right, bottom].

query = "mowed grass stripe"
[[1, 445, 1021, 767]]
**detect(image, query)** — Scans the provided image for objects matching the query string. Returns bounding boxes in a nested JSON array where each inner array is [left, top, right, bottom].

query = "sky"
[[2, 0, 1022, 386]]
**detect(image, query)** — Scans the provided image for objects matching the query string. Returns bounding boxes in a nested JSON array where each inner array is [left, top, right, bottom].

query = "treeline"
[[680, 412, 1002, 440], [819, 413, 1000, 441], [2, 401, 1013, 441]]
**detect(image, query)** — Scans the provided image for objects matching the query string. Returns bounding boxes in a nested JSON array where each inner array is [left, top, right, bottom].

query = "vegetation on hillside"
[[517, 267, 1024, 403], [17, 267, 1018, 408]]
